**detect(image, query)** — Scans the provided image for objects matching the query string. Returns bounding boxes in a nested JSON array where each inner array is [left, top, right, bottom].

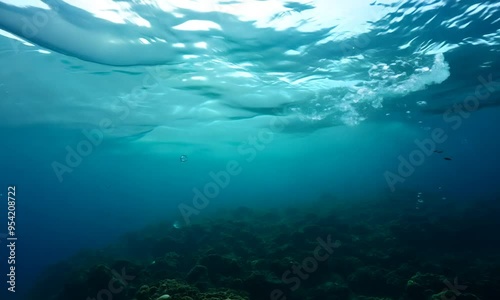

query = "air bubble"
[[173, 221, 182, 229]]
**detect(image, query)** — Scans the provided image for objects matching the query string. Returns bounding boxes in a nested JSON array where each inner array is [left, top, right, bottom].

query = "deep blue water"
[[0, 0, 499, 299]]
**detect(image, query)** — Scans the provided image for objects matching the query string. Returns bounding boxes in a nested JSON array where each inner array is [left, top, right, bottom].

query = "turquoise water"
[[0, 1, 499, 299]]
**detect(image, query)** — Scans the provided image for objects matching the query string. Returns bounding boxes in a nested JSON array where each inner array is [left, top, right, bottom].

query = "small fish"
[[434, 150, 443, 154], [444, 157, 452, 161]]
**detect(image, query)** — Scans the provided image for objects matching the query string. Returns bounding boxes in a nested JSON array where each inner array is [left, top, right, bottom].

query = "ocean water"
[[0, 1, 499, 300]]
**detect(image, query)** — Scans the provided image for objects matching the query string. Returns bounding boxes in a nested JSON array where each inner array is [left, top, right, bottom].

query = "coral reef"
[[27, 193, 500, 300]]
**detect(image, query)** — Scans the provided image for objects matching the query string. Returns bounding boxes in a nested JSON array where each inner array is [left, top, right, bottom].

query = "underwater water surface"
[[0, 0, 500, 299]]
